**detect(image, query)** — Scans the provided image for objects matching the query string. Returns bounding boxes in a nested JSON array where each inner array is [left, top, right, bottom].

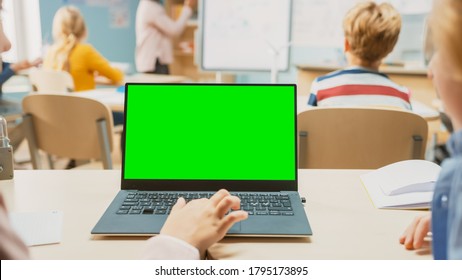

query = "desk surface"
[[0, 170, 431, 260], [95, 73, 188, 86]]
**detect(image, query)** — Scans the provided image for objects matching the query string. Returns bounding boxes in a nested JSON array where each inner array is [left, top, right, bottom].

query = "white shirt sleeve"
[[142, 234, 200, 260]]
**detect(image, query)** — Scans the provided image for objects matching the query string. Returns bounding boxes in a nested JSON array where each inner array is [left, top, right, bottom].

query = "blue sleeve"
[[307, 77, 319, 106], [307, 93, 317, 106], [447, 157, 462, 259], [0, 62, 15, 86]]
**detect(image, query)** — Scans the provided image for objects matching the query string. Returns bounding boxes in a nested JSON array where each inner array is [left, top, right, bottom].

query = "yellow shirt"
[[69, 43, 124, 91]]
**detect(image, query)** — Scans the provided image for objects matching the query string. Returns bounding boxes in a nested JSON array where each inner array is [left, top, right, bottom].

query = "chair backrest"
[[22, 94, 114, 169], [297, 107, 428, 169], [28, 68, 75, 92]]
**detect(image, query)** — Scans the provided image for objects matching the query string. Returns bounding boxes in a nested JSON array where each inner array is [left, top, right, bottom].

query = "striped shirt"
[[307, 67, 412, 110]]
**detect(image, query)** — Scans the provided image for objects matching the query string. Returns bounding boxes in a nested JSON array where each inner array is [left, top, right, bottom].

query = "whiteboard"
[[201, 0, 292, 72], [292, 0, 432, 48]]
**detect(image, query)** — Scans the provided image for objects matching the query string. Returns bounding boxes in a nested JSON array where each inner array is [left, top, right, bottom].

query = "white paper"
[[360, 160, 441, 209], [9, 210, 63, 246], [374, 160, 440, 195]]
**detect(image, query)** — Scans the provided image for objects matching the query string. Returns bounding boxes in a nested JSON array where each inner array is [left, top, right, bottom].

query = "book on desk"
[[360, 160, 441, 209]]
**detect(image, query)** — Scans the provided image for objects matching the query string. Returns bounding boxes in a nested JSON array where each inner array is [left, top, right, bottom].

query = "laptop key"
[[116, 210, 129, 215], [122, 202, 138, 206], [282, 212, 294, 216], [268, 207, 292, 211], [256, 211, 268, 215], [142, 206, 155, 214], [155, 210, 166, 215]]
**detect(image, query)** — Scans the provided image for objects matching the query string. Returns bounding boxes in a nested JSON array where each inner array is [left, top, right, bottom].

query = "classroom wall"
[[236, 13, 428, 86], [38, 0, 427, 85], [39, 0, 139, 73]]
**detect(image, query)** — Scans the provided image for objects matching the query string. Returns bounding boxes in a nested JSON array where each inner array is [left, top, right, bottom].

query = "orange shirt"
[[69, 43, 124, 91]]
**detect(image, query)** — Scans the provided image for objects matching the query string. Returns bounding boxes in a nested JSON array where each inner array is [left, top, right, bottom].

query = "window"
[[1, 0, 42, 63]]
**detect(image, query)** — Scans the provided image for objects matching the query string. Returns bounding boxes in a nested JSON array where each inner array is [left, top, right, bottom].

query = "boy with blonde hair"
[[308, 1, 411, 110], [400, 0, 462, 259]]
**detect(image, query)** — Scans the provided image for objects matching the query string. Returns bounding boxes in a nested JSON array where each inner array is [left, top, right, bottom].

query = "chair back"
[[29, 68, 74, 92], [22, 94, 114, 169], [297, 107, 428, 169]]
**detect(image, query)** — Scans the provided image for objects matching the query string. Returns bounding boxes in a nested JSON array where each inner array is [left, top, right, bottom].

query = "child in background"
[[308, 1, 412, 110], [0, 58, 41, 94], [43, 6, 123, 92], [399, 0, 462, 260], [43, 5, 125, 147]]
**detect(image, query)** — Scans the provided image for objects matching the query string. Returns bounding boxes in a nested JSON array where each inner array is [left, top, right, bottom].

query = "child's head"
[[52, 6, 87, 43], [429, 0, 462, 130], [343, 1, 401, 66], [431, 0, 462, 81], [44, 6, 86, 71]]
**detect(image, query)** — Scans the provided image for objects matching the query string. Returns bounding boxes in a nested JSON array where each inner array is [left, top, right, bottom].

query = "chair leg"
[[47, 154, 55, 169], [96, 119, 113, 169], [299, 131, 308, 168], [412, 135, 423, 159], [22, 114, 43, 169]]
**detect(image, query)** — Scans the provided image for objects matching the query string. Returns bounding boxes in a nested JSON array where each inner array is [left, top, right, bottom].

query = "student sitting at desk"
[[307, 1, 412, 110], [43, 6, 125, 132], [399, 0, 462, 259], [43, 6, 124, 92]]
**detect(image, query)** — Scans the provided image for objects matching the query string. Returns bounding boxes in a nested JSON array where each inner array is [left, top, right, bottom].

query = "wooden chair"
[[21, 94, 114, 169], [297, 107, 428, 169], [28, 68, 74, 92]]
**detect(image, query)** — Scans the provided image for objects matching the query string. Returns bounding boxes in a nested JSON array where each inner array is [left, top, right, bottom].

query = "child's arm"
[[144, 189, 248, 259]]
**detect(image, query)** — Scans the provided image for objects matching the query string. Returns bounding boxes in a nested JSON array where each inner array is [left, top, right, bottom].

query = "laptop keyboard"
[[116, 192, 294, 216]]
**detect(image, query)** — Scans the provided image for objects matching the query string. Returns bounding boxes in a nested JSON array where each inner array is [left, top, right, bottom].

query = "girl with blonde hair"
[[43, 6, 123, 91]]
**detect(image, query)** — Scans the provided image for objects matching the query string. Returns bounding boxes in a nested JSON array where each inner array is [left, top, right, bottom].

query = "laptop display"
[[92, 83, 312, 237], [122, 84, 297, 191]]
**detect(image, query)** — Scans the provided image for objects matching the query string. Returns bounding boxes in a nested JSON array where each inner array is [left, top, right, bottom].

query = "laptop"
[[92, 83, 312, 237]]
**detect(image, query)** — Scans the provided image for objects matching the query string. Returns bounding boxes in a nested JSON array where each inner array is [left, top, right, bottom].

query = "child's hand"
[[399, 214, 431, 250], [10, 58, 42, 72], [160, 189, 248, 259]]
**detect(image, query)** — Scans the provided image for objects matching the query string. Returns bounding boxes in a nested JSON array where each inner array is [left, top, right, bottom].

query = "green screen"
[[124, 84, 296, 180]]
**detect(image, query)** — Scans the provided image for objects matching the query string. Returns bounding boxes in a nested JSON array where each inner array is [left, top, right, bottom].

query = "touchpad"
[[227, 221, 241, 233]]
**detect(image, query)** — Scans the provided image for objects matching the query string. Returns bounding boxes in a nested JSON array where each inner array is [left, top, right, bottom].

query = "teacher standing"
[[135, 0, 197, 74]]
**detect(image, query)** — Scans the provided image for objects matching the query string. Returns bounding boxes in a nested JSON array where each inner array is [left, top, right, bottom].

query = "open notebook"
[[361, 160, 441, 209]]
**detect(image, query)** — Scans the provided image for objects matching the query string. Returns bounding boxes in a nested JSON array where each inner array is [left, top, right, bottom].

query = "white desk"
[[95, 73, 188, 86], [77, 88, 125, 112], [0, 170, 431, 259]]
